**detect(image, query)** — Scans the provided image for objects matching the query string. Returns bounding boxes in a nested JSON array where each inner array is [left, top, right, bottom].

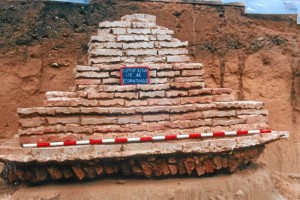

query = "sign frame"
[[120, 66, 150, 85]]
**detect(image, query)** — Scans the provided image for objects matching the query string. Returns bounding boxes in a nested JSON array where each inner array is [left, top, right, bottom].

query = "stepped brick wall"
[[17, 14, 269, 144]]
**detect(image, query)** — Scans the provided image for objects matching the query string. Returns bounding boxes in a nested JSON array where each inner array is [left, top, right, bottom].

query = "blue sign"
[[120, 66, 150, 85]]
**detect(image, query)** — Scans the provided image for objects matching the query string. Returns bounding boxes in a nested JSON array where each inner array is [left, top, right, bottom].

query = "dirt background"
[[0, 0, 300, 199]]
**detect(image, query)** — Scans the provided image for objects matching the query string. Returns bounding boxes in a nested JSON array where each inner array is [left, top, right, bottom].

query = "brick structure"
[[17, 14, 269, 144]]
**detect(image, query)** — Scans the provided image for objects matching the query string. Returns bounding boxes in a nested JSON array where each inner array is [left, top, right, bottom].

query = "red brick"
[[184, 157, 195, 175], [93, 125, 130, 133], [47, 117, 79, 125], [169, 105, 196, 113], [181, 96, 213, 104], [45, 91, 78, 99], [129, 122, 167, 132], [19, 117, 45, 128], [125, 99, 148, 107], [170, 112, 203, 121], [237, 109, 268, 115], [118, 115, 142, 124], [212, 118, 246, 126], [215, 101, 264, 109], [188, 89, 212, 96], [194, 103, 217, 111], [143, 114, 170, 122], [189, 119, 212, 127], [71, 166, 85, 180], [202, 110, 236, 118], [181, 70, 204, 76], [238, 115, 268, 124], [166, 90, 188, 97], [135, 106, 169, 113], [115, 92, 138, 99], [147, 98, 180, 106], [214, 94, 235, 102], [211, 88, 232, 95], [170, 82, 205, 89], [87, 92, 114, 99], [109, 107, 136, 114], [139, 91, 165, 98], [54, 107, 81, 114], [81, 117, 117, 125], [80, 107, 109, 114], [75, 79, 101, 85], [98, 99, 124, 106]]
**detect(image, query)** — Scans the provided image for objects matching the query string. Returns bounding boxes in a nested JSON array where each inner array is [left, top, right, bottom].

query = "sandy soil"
[[0, 0, 300, 199]]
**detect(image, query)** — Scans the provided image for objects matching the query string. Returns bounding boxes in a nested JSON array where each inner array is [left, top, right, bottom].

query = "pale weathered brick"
[[173, 63, 203, 70], [215, 101, 264, 109], [99, 21, 131, 28], [80, 107, 109, 114], [157, 71, 180, 77], [93, 125, 130, 133], [90, 42, 122, 49], [54, 107, 81, 114], [136, 57, 166, 63], [110, 71, 120, 77], [131, 22, 156, 28], [109, 107, 136, 114], [139, 91, 165, 98], [174, 77, 204, 83], [87, 92, 114, 99], [166, 90, 188, 97], [189, 89, 212, 96], [212, 118, 246, 126], [127, 28, 151, 34], [150, 70, 157, 77], [90, 49, 123, 57], [121, 57, 136, 63], [126, 49, 157, 56], [19, 117, 45, 128], [214, 95, 235, 102], [117, 35, 149, 42], [81, 117, 117, 125], [118, 115, 142, 124], [17, 107, 55, 116], [158, 48, 188, 55], [170, 82, 205, 89], [75, 79, 101, 85], [121, 14, 156, 22], [89, 57, 121, 64], [137, 84, 169, 91], [147, 98, 180, 106], [47, 117, 79, 125], [170, 112, 203, 121], [211, 88, 232, 95], [76, 72, 109, 79], [202, 110, 236, 118], [45, 91, 78, 99], [97, 65, 120, 71], [143, 114, 170, 122], [150, 78, 168, 84], [181, 70, 204, 76], [238, 115, 268, 124], [98, 99, 124, 106], [195, 103, 217, 111], [169, 104, 196, 113], [90, 35, 115, 42], [237, 109, 268, 115], [102, 78, 120, 84], [103, 85, 137, 92], [156, 35, 173, 41], [111, 28, 127, 34], [167, 55, 190, 63], [75, 65, 100, 72], [123, 42, 154, 49], [152, 27, 174, 35], [125, 99, 148, 107], [155, 40, 188, 48], [181, 96, 213, 104], [135, 106, 169, 113], [189, 119, 212, 128], [115, 92, 139, 99]]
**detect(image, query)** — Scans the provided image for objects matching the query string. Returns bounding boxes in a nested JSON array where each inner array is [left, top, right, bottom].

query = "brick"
[[175, 77, 204, 83], [17, 107, 55, 116], [129, 122, 166, 132], [170, 112, 203, 121], [169, 105, 196, 113], [103, 85, 137, 92], [211, 88, 232, 95], [97, 29, 110, 35], [139, 91, 165, 98], [90, 49, 123, 56], [135, 106, 169, 113], [157, 71, 180, 77], [131, 22, 156, 28], [125, 99, 148, 107], [148, 98, 180, 106], [167, 55, 190, 63], [215, 101, 264, 109], [117, 35, 149, 42], [99, 21, 131, 28], [143, 114, 170, 122], [75, 65, 100, 72], [202, 110, 236, 118], [127, 28, 151, 34], [166, 90, 188, 97], [155, 35, 173, 41], [110, 71, 120, 77], [149, 64, 173, 70], [173, 63, 203, 70], [75, 79, 101, 85], [44, 98, 98, 107], [98, 99, 124, 106], [121, 57, 136, 63], [166, 121, 190, 129], [115, 92, 139, 99], [45, 91, 77, 99], [19, 117, 45, 128], [182, 70, 204, 76], [118, 115, 142, 124], [212, 118, 246, 126], [195, 103, 217, 111], [137, 84, 169, 91], [111, 28, 126, 34], [81, 117, 117, 125], [93, 125, 130, 133], [109, 107, 136, 114], [121, 14, 156, 22], [214, 94, 235, 102], [150, 78, 168, 84], [238, 115, 268, 124], [90, 35, 115, 42], [97, 65, 120, 71], [126, 49, 157, 56], [93, 42, 123, 49], [87, 92, 114, 99], [181, 96, 213, 104], [123, 42, 154, 49], [54, 107, 81, 114], [76, 72, 109, 79], [189, 89, 212, 96], [152, 28, 174, 35], [136, 57, 166, 63], [89, 57, 121, 64], [80, 107, 109, 114], [102, 78, 120, 84], [158, 48, 188, 55], [47, 117, 79, 125], [155, 40, 188, 48], [237, 109, 268, 115], [170, 82, 205, 89], [150, 70, 157, 77]]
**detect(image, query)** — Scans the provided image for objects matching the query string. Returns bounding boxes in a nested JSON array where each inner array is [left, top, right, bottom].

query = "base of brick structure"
[[2, 145, 263, 185]]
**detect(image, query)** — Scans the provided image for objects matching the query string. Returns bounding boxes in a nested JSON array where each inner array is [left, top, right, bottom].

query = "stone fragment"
[[47, 167, 63, 180], [99, 21, 131, 28]]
